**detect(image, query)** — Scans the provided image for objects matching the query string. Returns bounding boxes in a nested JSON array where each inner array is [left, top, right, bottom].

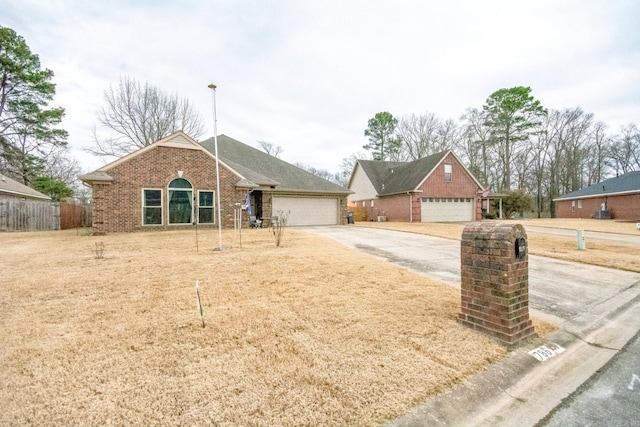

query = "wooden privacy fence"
[[0, 196, 60, 232], [348, 205, 368, 221], [60, 202, 91, 229]]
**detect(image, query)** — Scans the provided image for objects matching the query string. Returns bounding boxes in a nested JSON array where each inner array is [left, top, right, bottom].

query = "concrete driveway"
[[303, 226, 640, 327]]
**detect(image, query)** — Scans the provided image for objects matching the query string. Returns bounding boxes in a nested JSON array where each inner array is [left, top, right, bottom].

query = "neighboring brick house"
[[554, 171, 640, 221], [79, 132, 351, 234], [347, 150, 484, 222]]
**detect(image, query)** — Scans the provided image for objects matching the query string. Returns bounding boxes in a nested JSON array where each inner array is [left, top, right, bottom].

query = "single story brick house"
[[554, 171, 640, 220], [79, 132, 351, 234], [347, 150, 484, 222]]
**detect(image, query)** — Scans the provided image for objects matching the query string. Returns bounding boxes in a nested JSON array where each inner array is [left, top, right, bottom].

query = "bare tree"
[[88, 76, 205, 158], [459, 108, 493, 186], [45, 148, 82, 187], [257, 140, 283, 158], [609, 123, 640, 174], [434, 118, 460, 153], [396, 112, 441, 160], [585, 121, 611, 184], [295, 162, 348, 187], [339, 151, 371, 182]]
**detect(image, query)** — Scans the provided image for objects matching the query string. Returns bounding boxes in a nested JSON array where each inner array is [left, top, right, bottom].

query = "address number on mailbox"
[[515, 238, 527, 259]]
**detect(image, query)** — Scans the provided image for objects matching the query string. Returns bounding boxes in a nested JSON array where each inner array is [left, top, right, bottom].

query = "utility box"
[[459, 222, 536, 346], [577, 229, 586, 250]]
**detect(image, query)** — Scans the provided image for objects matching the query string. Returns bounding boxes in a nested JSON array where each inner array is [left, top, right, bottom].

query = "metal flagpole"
[[208, 83, 223, 251]]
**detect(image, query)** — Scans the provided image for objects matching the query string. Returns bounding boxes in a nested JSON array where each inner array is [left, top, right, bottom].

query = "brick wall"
[[371, 194, 413, 221], [459, 222, 536, 346], [556, 193, 640, 221], [92, 146, 244, 234], [420, 154, 479, 199], [90, 145, 350, 233], [365, 153, 482, 222]]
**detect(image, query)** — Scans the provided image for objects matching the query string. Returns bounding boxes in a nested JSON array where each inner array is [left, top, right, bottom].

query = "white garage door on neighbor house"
[[421, 197, 474, 222], [272, 196, 339, 226]]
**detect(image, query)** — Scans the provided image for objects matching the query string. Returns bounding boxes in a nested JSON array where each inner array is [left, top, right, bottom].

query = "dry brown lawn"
[[0, 228, 556, 426], [357, 218, 640, 273]]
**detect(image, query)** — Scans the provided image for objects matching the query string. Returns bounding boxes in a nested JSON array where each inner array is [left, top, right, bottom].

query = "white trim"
[[553, 188, 640, 201], [0, 188, 51, 200]]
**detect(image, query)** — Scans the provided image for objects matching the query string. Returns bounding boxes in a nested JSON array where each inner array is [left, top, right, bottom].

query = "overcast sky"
[[4, 0, 640, 174]]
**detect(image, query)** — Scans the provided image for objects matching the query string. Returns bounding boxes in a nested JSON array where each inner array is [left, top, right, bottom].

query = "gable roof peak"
[[352, 149, 482, 196]]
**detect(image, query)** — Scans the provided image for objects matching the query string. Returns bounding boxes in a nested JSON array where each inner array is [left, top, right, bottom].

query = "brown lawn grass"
[[0, 228, 556, 426], [356, 218, 640, 273]]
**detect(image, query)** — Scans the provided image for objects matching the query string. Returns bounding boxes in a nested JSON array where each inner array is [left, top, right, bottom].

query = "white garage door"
[[272, 196, 339, 226], [421, 197, 474, 222]]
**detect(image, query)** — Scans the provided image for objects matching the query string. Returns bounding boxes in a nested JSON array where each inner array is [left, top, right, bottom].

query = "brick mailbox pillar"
[[459, 222, 536, 346]]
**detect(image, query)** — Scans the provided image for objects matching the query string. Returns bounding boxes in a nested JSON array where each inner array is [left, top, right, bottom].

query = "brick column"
[[459, 222, 536, 346]]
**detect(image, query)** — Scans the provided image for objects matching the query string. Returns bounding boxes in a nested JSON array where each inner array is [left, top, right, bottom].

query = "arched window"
[[168, 178, 193, 224]]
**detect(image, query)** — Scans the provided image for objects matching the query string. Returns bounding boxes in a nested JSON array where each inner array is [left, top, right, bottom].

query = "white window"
[[578, 200, 583, 209], [198, 190, 215, 224], [571, 200, 575, 212], [444, 164, 452, 182], [370, 200, 374, 207], [142, 189, 163, 225], [168, 178, 193, 224]]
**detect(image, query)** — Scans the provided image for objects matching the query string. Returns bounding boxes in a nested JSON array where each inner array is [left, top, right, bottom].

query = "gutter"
[[553, 188, 640, 201]]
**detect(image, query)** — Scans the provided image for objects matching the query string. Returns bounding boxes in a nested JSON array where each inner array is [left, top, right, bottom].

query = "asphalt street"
[[301, 225, 640, 426], [538, 329, 640, 427]]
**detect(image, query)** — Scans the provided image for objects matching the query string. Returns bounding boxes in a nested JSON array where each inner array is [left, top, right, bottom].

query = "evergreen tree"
[[0, 26, 68, 184]]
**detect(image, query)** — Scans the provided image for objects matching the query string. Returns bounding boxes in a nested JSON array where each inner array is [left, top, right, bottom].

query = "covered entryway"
[[272, 196, 339, 226], [421, 197, 474, 222]]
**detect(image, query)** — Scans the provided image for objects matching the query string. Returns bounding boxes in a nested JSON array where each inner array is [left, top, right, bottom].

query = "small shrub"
[[269, 210, 290, 247], [93, 242, 105, 260]]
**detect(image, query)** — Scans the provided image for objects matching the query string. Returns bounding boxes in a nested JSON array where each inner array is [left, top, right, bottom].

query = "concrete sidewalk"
[[301, 226, 640, 426]]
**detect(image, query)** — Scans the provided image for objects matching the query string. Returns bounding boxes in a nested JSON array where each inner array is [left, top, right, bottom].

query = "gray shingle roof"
[[555, 171, 640, 200], [0, 173, 51, 200], [358, 151, 450, 195], [77, 171, 114, 183], [200, 135, 351, 194]]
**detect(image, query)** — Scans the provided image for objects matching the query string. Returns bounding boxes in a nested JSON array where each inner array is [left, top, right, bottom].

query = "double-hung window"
[[444, 164, 452, 182], [198, 190, 215, 224], [142, 189, 163, 225]]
